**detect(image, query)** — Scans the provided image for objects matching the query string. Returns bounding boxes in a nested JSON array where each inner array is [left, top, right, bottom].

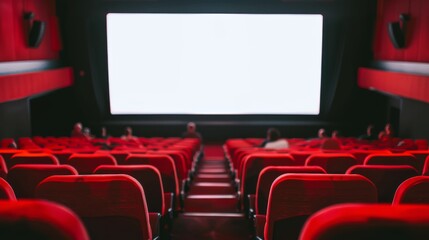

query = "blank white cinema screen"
[[107, 13, 323, 115]]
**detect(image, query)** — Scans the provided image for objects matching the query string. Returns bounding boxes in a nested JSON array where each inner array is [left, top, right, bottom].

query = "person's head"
[[187, 122, 196, 133], [101, 127, 107, 137], [124, 127, 133, 136], [332, 130, 340, 139], [367, 124, 374, 136], [83, 127, 91, 136], [385, 123, 392, 135], [378, 131, 386, 140], [318, 128, 326, 138], [73, 122, 82, 132], [267, 128, 281, 141]]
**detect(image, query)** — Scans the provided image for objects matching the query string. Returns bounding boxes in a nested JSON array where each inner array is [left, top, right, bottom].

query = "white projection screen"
[[107, 13, 323, 115]]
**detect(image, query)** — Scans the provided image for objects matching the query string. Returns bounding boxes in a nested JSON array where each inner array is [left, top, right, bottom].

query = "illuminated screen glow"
[[107, 13, 323, 115]]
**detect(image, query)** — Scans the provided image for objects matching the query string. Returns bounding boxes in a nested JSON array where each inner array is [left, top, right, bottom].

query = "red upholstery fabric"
[[347, 165, 418, 203], [147, 150, 188, 182], [374, 0, 429, 62], [255, 166, 326, 215], [0, 156, 7, 179], [420, 156, 429, 176], [300, 204, 429, 240], [305, 153, 358, 174], [125, 154, 180, 197], [393, 176, 429, 204], [0, 178, 16, 200], [406, 150, 429, 174], [0, 149, 26, 162], [264, 174, 377, 240], [364, 153, 420, 171], [9, 153, 59, 168], [67, 153, 117, 174], [0, 200, 89, 240], [7, 164, 77, 199], [358, 68, 429, 104], [240, 153, 296, 204], [0, 68, 73, 104], [94, 165, 165, 215], [35, 174, 152, 240], [348, 150, 391, 164]]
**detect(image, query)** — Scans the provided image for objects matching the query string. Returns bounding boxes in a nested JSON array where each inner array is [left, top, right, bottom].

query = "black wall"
[[0, 99, 31, 139]]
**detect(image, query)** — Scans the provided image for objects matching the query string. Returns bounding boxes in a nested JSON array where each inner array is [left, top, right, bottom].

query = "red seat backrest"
[[305, 153, 358, 174], [147, 150, 188, 181], [94, 165, 165, 215], [347, 165, 418, 203], [348, 150, 391, 164], [255, 166, 326, 214], [125, 154, 179, 197], [35, 174, 152, 240], [67, 153, 117, 174], [240, 154, 296, 200], [9, 153, 59, 169], [393, 176, 429, 204], [0, 178, 16, 200], [0, 156, 7, 179], [7, 164, 77, 199], [364, 153, 420, 171], [300, 204, 429, 240], [264, 174, 377, 240], [0, 200, 89, 240]]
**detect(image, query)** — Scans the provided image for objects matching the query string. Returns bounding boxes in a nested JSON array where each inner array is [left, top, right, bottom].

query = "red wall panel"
[[0, 68, 74, 103], [374, 0, 429, 62], [0, 0, 60, 62], [358, 68, 429, 104]]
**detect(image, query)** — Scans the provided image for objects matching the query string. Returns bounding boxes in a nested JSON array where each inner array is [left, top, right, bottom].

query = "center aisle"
[[170, 144, 252, 240]]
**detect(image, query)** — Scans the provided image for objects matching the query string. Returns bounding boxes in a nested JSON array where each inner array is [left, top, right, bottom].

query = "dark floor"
[[170, 145, 252, 240]]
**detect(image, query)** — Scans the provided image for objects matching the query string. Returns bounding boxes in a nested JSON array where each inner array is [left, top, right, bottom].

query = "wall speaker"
[[388, 22, 405, 49], [388, 14, 410, 49], [28, 20, 46, 48]]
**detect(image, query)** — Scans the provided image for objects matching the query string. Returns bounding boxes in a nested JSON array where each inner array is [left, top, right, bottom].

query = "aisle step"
[[198, 168, 229, 174], [188, 182, 235, 195], [193, 173, 232, 183], [184, 194, 239, 213]]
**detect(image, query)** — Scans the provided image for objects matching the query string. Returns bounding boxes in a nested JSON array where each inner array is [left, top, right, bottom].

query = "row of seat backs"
[[0, 174, 154, 239], [5, 164, 166, 215], [262, 174, 429, 240], [238, 153, 424, 206], [0, 153, 181, 194]]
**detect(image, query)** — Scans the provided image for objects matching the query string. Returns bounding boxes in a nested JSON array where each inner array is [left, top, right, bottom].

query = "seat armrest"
[[164, 192, 174, 217], [149, 212, 161, 239], [255, 214, 266, 239], [247, 194, 256, 219]]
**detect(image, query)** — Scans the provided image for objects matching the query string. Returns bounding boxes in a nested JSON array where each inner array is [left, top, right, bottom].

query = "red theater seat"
[[364, 153, 420, 171], [7, 164, 78, 199], [0, 178, 16, 200], [125, 154, 180, 200], [421, 156, 429, 176], [0, 200, 89, 240], [239, 153, 296, 209], [255, 166, 326, 215], [393, 176, 429, 204], [305, 153, 358, 174], [67, 153, 117, 174], [300, 204, 429, 240], [148, 150, 189, 182], [9, 153, 59, 169], [347, 165, 418, 203], [263, 174, 377, 240], [94, 165, 166, 216], [35, 174, 156, 240], [252, 166, 326, 238], [0, 149, 26, 163], [348, 150, 391, 164]]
